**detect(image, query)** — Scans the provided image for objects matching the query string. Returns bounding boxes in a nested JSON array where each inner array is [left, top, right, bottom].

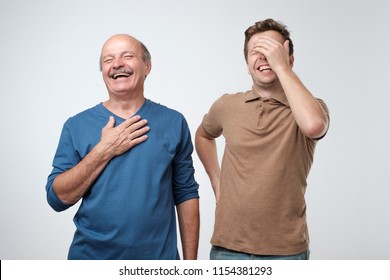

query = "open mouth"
[[110, 68, 134, 79], [258, 65, 272, 72], [112, 72, 132, 79]]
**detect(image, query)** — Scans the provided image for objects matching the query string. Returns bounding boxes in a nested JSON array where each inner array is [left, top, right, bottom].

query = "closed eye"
[[123, 52, 135, 59], [103, 57, 113, 64]]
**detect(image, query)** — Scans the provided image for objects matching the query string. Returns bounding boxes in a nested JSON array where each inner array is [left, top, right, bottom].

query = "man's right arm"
[[195, 125, 221, 203], [52, 115, 149, 205]]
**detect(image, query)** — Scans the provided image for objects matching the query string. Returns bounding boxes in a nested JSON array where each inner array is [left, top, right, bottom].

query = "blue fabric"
[[46, 99, 199, 259]]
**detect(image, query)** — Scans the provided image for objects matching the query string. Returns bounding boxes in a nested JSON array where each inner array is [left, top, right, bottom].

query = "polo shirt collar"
[[244, 88, 289, 106]]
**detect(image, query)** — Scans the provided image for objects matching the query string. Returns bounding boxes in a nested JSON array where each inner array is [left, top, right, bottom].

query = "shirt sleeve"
[[45, 122, 80, 212], [172, 116, 199, 205], [317, 98, 330, 121], [201, 94, 226, 138]]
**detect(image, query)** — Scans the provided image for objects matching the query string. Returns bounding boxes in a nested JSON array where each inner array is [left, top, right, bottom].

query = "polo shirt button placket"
[[257, 101, 264, 126]]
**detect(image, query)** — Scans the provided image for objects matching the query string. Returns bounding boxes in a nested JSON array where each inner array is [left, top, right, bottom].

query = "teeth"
[[113, 73, 131, 79], [259, 65, 271, 71]]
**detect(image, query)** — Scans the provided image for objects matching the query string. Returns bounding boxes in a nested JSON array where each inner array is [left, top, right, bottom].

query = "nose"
[[112, 57, 124, 68], [258, 53, 267, 61]]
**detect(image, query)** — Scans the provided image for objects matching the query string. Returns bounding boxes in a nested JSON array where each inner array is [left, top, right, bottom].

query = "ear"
[[289, 55, 294, 68], [145, 62, 152, 77], [247, 63, 251, 75]]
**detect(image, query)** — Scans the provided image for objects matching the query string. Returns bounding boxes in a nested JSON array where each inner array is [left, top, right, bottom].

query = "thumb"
[[104, 116, 115, 129]]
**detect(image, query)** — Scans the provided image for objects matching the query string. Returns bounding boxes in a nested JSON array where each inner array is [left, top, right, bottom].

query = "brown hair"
[[244, 19, 294, 62]]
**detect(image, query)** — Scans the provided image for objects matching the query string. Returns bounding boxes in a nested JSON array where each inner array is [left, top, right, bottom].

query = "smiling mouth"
[[258, 65, 272, 72], [112, 72, 132, 79]]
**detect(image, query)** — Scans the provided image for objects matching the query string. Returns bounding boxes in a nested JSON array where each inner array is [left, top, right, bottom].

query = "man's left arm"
[[177, 198, 200, 260]]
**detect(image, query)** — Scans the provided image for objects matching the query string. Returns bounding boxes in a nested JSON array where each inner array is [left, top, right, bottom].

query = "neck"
[[252, 80, 284, 99], [103, 94, 145, 119]]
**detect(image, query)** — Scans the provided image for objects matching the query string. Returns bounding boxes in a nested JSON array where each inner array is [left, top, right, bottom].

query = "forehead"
[[101, 35, 141, 56], [248, 30, 285, 46]]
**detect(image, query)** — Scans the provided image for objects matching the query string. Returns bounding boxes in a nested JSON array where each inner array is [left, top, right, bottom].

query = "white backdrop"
[[1, 0, 389, 260]]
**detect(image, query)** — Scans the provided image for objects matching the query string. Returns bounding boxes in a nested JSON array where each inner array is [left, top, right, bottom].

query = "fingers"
[[252, 36, 291, 71], [114, 115, 150, 149], [99, 115, 150, 157], [118, 115, 142, 128], [128, 132, 148, 147], [124, 116, 149, 133], [103, 116, 115, 130], [113, 115, 148, 133], [283, 40, 290, 53], [127, 124, 150, 147], [254, 36, 279, 47], [253, 36, 284, 55]]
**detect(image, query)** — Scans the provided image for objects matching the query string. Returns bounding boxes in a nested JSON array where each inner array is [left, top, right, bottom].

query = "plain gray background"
[[1, 0, 389, 260]]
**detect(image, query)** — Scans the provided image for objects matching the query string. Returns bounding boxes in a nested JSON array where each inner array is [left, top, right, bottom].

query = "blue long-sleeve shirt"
[[46, 99, 199, 259]]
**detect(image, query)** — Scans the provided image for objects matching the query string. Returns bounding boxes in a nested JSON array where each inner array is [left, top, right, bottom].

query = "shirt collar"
[[244, 88, 289, 106]]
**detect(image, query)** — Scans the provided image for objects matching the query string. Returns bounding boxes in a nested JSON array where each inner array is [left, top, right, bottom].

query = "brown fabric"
[[202, 89, 329, 255]]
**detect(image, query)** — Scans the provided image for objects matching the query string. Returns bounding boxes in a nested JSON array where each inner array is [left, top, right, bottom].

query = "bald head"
[[99, 34, 151, 71]]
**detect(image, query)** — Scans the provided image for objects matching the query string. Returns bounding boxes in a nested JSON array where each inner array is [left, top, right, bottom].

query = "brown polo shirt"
[[202, 89, 329, 255]]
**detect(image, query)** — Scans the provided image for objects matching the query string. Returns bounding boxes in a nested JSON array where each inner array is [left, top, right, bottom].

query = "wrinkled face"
[[246, 30, 291, 87], [100, 35, 151, 96]]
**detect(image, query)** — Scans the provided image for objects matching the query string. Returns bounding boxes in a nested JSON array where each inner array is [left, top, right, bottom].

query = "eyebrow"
[[102, 51, 136, 60]]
